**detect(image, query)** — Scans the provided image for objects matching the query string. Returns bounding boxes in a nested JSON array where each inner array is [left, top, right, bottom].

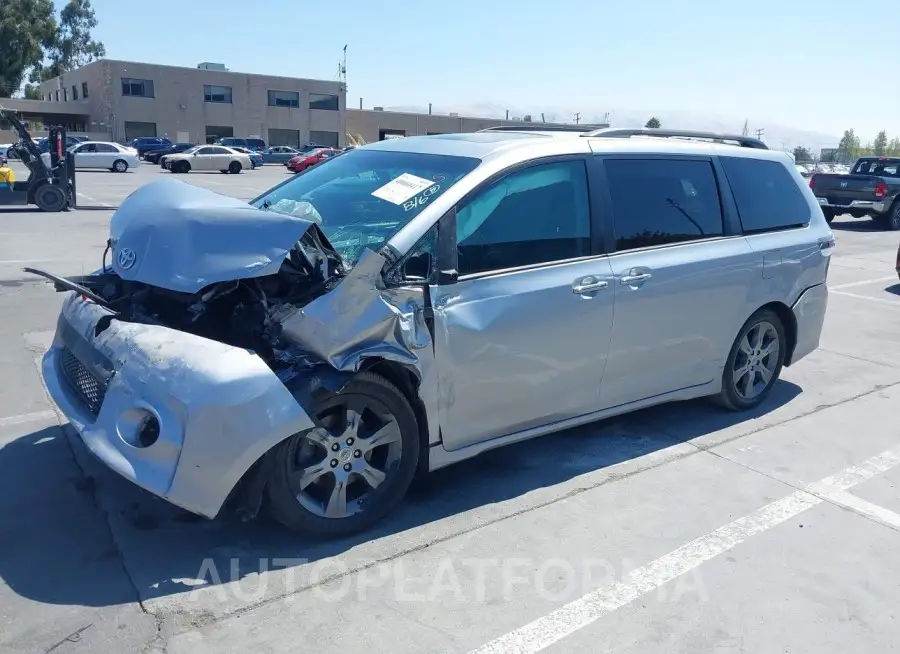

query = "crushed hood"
[[108, 179, 317, 294]]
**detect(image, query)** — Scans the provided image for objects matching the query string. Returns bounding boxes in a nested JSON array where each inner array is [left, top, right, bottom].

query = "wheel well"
[[759, 301, 798, 366], [361, 358, 431, 476]]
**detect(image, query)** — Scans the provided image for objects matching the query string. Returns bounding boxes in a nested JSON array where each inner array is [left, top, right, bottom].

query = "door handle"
[[572, 276, 609, 294], [620, 270, 652, 285]]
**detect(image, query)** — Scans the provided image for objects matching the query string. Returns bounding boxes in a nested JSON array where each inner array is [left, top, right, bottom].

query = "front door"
[[72, 143, 96, 168], [430, 158, 617, 451], [596, 156, 758, 409]]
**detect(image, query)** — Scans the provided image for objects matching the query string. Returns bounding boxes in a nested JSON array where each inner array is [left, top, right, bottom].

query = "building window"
[[63, 88, 67, 101], [268, 128, 300, 148], [122, 78, 154, 97], [55, 90, 59, 102], [204, 84, 232, 103], [123, 121, 158, 140], [268, 90, 299, 108], [309, 93, 339, 111], [310, 130, 339, 148], [379, 129, 406, 140], [72, 85, 78, 100], [82, 82, 89, 98]]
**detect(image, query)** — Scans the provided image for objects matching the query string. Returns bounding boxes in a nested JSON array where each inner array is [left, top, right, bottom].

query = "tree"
[[837, 129, 861, 163], [645, 117, 661, 129], [522, 114, 532, 122], [22, 84, 41, 100], [873, 130, 888, 156], [793, 146, 811, 162], [888, 138, 900, 157], [30, 0, 105, 83], [0, 0, 57, 97]]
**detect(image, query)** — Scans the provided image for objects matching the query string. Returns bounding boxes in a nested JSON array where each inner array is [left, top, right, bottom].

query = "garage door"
[[268, 129, 300, 148]]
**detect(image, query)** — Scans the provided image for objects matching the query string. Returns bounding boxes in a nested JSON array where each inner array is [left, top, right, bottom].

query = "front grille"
[[60, 348, 108, 416]]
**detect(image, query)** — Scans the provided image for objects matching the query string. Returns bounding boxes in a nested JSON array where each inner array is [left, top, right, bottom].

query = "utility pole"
[[755, 128, 765, 141], [574, 112, 581, 125]]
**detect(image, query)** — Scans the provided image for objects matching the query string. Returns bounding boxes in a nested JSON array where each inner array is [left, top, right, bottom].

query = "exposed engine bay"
[[27, 217, 348, 382]]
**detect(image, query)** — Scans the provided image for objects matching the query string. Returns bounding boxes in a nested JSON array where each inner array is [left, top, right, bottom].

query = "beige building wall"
[[345, 108, 606, 145], [39, 59, 346, 147]]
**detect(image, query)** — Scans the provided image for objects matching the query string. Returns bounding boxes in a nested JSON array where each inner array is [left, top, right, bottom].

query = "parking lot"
[[2, 159, 900, 653]]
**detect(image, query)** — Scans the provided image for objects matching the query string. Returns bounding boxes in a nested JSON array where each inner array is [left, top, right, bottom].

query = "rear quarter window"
[[720, 157, 811, 233]]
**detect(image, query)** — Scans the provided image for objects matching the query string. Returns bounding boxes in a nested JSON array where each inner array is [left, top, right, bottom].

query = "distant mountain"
[[385, 102, 841, 154]]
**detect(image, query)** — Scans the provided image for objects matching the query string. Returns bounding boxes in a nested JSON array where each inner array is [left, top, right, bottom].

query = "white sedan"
[[163, 145, 252, 174], [41, 141, 139, 172]]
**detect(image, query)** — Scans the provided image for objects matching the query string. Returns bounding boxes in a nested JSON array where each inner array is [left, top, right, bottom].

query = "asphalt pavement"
[[2, 161, 900, 653]]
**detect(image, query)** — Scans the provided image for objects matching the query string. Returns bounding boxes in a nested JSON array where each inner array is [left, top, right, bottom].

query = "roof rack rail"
[[479, 125, 595, 133], [581, 127, 769, 150]]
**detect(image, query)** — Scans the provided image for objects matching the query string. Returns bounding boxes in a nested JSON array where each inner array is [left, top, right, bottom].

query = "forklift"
[[0, 108, 75, 212]]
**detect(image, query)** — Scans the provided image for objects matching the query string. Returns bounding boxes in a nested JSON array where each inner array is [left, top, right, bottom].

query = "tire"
[[228, 161, 242, 174], [714, 308, 786, 411], [176, 161, 190, 174], [883, 202, 900, 231], [112, 159, 128, 173], [266, 371, 420, 537], [33, 184, 68, 212], [822, 208, 835, 224]]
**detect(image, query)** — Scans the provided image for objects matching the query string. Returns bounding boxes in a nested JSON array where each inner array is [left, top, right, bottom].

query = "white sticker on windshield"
[[371, 173, 436, 205]]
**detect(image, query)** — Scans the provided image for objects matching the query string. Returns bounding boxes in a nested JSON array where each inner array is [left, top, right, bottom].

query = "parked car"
[[164, 145, 252, 174], [145, 142, 196, 165], [34, 135, 85, 153], [809, 156, 900, 228], [231, 146, 264, 169], [40, 141, 140, 172], [245, 138, 266, 151], [261, 146, 301, 164], [32, 127, 832, 537], [213, 137, 266, 151], [0, 144, 15, 159], [126, 137, 173, 158], [286, 148, 341, 173]]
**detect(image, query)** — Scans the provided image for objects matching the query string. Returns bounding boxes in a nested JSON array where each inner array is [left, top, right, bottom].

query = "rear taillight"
[[875, 182, 888, 198], [809, 176, 816, 190]]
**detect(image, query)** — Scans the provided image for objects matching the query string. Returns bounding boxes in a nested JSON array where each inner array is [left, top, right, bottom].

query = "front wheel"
[[112, 159, 129, 173], [33, 183, 68, 212], [266, 371, 420, 537], [714, 309, 786, 411]]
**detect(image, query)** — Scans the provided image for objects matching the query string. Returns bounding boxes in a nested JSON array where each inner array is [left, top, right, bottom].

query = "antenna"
[[755, 127, 764, 141], [337, 44, 347, 92]]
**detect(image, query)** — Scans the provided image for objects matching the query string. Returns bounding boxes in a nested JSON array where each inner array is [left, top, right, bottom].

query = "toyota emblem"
[[117, 247, 136, 270]]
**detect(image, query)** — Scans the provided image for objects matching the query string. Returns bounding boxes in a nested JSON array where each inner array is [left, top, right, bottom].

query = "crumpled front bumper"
[[42, 294, 315, 518]]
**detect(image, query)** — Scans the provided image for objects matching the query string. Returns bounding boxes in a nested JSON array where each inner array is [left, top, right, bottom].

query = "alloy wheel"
[[733, 320, 780, 400], [287, 397, 403, 519]]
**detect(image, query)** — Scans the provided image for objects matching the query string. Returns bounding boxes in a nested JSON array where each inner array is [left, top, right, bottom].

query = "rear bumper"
[[816, 197, 886, 213], [42, 294, 315, 518], [788, 283, 828, 365]]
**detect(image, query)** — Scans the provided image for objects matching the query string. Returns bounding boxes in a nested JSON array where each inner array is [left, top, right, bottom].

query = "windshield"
[[251, 148, 481, 265]]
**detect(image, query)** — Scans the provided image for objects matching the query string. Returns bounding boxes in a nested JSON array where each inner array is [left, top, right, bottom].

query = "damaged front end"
[[34, 179, 435, 521]]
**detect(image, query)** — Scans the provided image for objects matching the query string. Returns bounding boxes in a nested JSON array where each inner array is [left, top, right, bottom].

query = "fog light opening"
[[138, 414, 160, 448]]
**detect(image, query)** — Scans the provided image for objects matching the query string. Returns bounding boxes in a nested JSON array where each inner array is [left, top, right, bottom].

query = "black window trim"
[[121, 77, 154, 98], [268, 90, 300, 108], [431, 154, 605, 283], [590, 152, 743, 256], [203, 84, 233, 104]]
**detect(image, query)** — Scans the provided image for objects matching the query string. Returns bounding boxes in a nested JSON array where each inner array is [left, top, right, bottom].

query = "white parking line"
[[76, 192, 114, 207], [829, 276, 897, 290], [830, 291, 900, 306], [0, 410, 57, 427], [469, 445, 900, 654], [805, 483, 900, 532]]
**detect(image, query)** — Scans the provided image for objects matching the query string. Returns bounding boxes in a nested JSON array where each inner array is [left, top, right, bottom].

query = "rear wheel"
[[33, 184, 67, 212], [266, 371, 420, 537], [228, 161, 242, 174], [714, 309, 786, 411], [822, 208, 835, 224], [882, 203, 900, 231]]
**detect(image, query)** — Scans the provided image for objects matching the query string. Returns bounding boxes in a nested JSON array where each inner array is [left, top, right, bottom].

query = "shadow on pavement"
[[829, 220, 883, 232], [0, 380, 801, 609], [884, 283, 900, 296]]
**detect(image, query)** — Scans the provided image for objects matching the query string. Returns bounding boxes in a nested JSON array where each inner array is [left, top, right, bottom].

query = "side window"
[[456, 160, 591, 275], [196, 147, 213, 155], [719, 157, 811, 233], [78, 144, 97, 153], [95, 143, 117, 153], [604, 158, 724, 251]]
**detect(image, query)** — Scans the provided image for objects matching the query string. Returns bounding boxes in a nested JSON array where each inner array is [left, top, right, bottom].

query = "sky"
[[68, 0, 899, 142]]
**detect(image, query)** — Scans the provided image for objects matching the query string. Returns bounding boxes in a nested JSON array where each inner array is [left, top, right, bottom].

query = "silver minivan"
[[36, 127, 833, 536]]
